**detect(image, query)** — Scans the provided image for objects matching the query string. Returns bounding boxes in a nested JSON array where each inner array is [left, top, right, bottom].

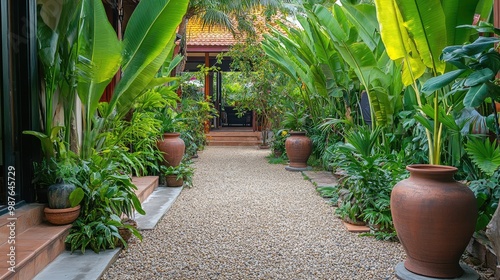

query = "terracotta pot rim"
[[162, 132, 181, 137], [44, 204, 81, 213], [289, 131, 307, 135], [406, 164, 457, 173]]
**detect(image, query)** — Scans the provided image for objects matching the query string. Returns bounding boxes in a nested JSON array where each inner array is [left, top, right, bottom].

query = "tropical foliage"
[[31, 0, 190, 252], [260, 0, 497, 236]]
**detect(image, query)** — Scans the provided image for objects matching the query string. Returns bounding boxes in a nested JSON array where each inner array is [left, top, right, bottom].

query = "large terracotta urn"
[[285, 131, 312, 169], [391, 164, 477, 278], [157, 133, 185, 167]]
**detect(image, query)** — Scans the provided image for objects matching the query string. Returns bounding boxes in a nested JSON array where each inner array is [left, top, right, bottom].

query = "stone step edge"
[[132, 176, 159, 205], [33, 186, 183, 279], [0, 204, 45, 238], [0, 223, 71, 280]]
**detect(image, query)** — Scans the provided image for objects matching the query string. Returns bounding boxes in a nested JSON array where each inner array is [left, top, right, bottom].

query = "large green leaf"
[[77, 0, 122, 129], [312, 3, 398, 127], [395, 0, 446, 73], [464, 68, 495, 87], [374, 0, 425, 86], [108, 0, 190, 119], [464, 83, 491, 108], [441, 0, 480, 46], [421, 69, 466, 94], [340, 1, 379, 52]]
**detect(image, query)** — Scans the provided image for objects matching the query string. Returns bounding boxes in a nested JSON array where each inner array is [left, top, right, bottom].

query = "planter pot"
[[44, 205, 81, 225], [157, 132, 185, 167], [285, 131, 312, 168], [47, 182, 76, 209], [273, 149, 283, 158], [116, 218, 137, 247], [391, 164, 477, 278], [166, 175, 183, 187], [259, 144, 270, 149]]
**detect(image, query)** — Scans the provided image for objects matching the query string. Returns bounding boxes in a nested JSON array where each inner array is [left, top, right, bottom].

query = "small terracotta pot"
[[44, 205, 81, 225], [391, 164, 477, 278], [157, 133, 185, 167], [166, 175, 183, 187], [285, 131, 312, 168], [116, 218, 137, 247], [273, 149, 283, 158]]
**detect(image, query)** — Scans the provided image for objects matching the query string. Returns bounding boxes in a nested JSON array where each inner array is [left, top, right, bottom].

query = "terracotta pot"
[[116, 218, 137, 247], [273, 149, 283, 158], [157, 133, 185, 167], [391, 164, 477, 278], [44, 205, 81, 225], [285, 131, 312, 168], [166, 175, 183, 187]]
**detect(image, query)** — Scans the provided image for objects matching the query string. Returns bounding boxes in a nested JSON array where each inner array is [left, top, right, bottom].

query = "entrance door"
[[0, 0, 40, 213]]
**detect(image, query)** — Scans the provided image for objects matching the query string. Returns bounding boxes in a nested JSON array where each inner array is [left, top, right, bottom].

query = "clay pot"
[[285, 131, 312, 168], [116, 218, 137, 247], [47, 182, 76, 209], [165, 175, 183, 187], [273, 149, 283, 158], [157, 133, 185, 167], [44, 205, 81, 225], [391, 164, 477, 278]]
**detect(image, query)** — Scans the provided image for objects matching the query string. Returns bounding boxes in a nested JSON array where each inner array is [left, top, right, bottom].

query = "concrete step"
[[207, 131, 261, 137], [207, 131, 262, 146], [207, 140, 262, 146], [33, 186, 182, 280], [0, 176, 159, 280], [0, 204, 70, 280], [132, 176, 159, 204], [0, 224, 71, 280], [208, 136, 261, 141], [0, 204, 44, 238]]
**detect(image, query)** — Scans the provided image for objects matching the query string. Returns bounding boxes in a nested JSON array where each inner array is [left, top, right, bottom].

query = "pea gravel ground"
[[101, 146, 408, 280]]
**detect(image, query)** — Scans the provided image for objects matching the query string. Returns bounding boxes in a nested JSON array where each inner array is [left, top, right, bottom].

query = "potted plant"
[[271, 129, 289, 158], [282, 110, 312, 171], [43, 157, 84, 225], [390, 33, 500, 278], [156, 101, 186, 168], [160, 160, 194, 187]]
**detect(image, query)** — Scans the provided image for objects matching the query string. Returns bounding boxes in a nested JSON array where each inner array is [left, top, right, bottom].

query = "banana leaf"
[[108, 0, 189, 119]]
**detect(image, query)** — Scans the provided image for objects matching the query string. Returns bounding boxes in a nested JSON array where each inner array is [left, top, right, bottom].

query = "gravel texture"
[[101, 146, 407, 279]]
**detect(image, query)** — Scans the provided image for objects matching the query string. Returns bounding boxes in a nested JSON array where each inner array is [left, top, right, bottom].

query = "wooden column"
[[204, 52, 210, 133], [496, 0, 500, 28]]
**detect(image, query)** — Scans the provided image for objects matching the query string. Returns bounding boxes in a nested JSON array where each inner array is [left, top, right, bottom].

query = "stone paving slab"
[[33, 248, 121, 280], [302, 170, 339, 187], [135, 186, 183, 230]]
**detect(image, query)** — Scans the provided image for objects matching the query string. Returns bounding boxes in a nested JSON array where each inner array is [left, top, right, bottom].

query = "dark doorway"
[[0, 0, 40, 213]]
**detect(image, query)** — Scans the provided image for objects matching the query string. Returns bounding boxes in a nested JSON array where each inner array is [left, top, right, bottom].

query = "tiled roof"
[[185, 12, 291, 52], [186, 20, 239, 48]]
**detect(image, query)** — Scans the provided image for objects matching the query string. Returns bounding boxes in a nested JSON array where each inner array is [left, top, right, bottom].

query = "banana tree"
[[308, 2, 403, 129], [373, 0, 490, 164], [25, 0, 84, 158], [76, 0, 189, 159], [422, 33, 500, 141], [262, 17, 351, 124]]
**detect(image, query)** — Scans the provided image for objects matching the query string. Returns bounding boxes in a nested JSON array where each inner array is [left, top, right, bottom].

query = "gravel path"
[[102, 146, 406, 279]]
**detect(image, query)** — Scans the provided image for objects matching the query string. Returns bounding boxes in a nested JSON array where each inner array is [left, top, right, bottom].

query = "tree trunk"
[[175, 15, 189, 74]]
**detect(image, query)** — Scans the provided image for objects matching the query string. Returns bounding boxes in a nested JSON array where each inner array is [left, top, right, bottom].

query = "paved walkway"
[[101, 146, 405, 279]]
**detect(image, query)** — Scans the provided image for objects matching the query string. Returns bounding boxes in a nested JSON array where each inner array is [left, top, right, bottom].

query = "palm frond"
[[466, 137, 500, 176]]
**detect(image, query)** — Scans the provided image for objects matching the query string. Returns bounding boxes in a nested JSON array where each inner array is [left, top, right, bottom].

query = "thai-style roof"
[[186, 20, 238, 53]]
